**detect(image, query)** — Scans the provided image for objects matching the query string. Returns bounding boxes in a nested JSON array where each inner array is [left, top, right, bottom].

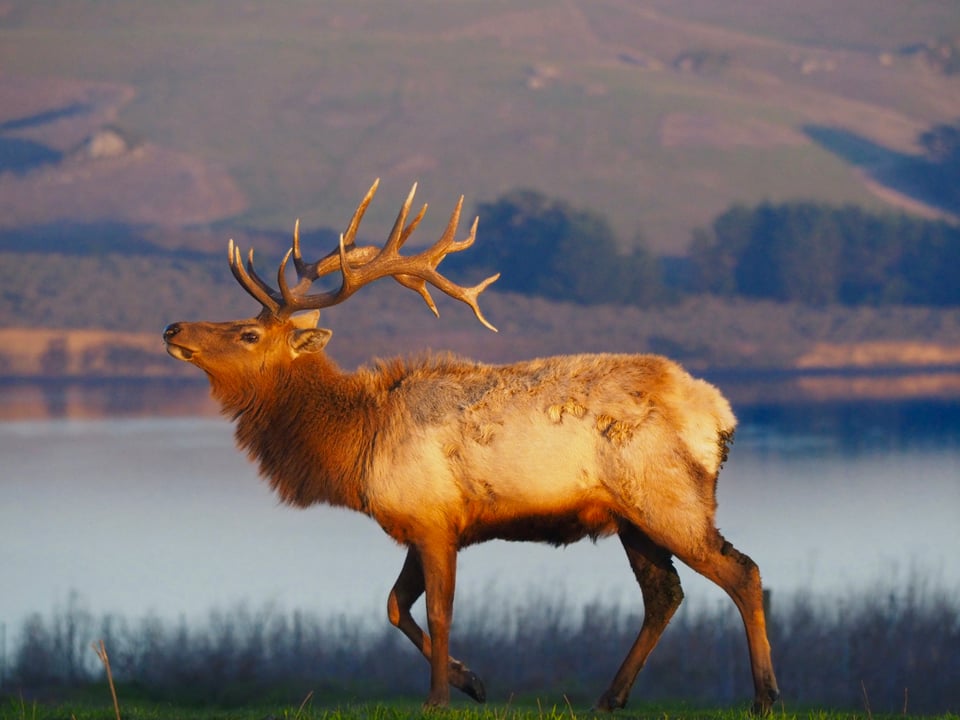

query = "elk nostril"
[[163, 323, 182, 341]]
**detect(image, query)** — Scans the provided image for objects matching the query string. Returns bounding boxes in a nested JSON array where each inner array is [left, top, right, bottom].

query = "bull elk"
[[163, 180, 780, 713]]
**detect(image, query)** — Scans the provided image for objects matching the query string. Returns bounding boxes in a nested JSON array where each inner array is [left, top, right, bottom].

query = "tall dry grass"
[[3, 579, 957, 714]]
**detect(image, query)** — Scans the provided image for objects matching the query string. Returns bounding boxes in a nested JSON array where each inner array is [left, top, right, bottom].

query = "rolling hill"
[[1, 0, 958, 254]]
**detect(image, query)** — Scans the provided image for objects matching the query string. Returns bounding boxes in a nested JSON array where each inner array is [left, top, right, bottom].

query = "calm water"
[[1, 387, 958, 642]]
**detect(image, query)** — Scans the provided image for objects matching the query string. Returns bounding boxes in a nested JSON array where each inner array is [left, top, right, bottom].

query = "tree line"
[[444, 189, 664, 307], [689, 202, 960, 306], [447, 189, 960, 309]]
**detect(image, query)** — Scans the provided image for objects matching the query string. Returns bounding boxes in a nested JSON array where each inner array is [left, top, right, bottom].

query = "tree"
[[688, 201, 960, 307], [773, 204, 841, 305], [836, 206, 904, 304], [452, 189, 663, 307], [689, 204, 755, 296], [919, 121, 960, 164], [918, 119, 960, 210]]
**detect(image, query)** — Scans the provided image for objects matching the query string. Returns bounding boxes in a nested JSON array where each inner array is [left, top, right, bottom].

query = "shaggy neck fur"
[[212, 353, 377, 511]]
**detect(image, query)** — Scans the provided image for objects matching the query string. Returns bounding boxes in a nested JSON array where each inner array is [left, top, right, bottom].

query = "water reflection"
[[6, 372, 960, 424], [0, 379, 219, 420], [737, 398, 960, 452]]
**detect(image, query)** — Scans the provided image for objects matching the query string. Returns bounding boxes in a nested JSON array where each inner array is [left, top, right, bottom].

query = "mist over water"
[[1, 386, 958, 645]]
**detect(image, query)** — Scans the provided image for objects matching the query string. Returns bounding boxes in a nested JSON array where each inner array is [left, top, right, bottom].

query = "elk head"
[[163, 180, 499, 406]]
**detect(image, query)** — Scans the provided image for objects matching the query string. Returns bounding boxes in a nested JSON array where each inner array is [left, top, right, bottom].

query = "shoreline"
[[3, 365, 960, 421]]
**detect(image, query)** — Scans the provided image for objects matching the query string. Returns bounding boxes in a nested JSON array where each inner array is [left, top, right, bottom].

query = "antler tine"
[[385, 209, 499, 330], [276, 247, 299, 307], [227, 239, 280, 315], [342, 178, 380, 249], [459, 272, 501, 332], [393, 274, 440, 317], [245, 248, 281, 298], [441, 197, 468, 252], [382, 182, 417, 256], [290, 179, 382, 287], [337, 181, 416, 298], [421, 196, 475, 259], [399, 270, 500, 332], [421, 202, 478, 265], [387, 199, 465, 318], [290, 219, 308, 282], [291, 218, 302, 266], [398, 201, 428, 249]]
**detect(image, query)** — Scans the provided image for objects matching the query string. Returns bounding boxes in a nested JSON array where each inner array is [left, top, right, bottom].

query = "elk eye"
[[239, 331, 260, 344]]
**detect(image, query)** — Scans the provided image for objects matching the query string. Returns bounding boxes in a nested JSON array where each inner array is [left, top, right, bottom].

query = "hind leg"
[[675, 531, 780, 714], [594, 522, 684, 711]]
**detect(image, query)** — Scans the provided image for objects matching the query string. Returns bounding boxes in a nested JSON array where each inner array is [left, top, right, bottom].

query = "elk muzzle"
[[162, 323, 195, 361]]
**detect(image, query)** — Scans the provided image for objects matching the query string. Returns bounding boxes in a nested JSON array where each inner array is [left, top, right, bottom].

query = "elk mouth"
[[164, 343, 195, 361]]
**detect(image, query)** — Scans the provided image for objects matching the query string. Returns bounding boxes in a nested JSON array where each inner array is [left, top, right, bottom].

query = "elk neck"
[[225, 352, 377, 512]]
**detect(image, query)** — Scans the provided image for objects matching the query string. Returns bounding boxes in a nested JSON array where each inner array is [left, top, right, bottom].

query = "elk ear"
[[290, 327, 332, 355]]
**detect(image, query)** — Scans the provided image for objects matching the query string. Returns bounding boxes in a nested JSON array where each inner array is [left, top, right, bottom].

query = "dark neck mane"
[[221, 354, 377, 511]]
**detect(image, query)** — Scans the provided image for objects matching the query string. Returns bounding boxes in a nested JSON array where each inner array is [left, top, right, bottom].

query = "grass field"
[[6, 694, 959, 720]]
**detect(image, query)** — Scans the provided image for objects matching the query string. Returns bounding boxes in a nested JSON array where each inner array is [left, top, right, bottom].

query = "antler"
[[228, 179, 500, 331]]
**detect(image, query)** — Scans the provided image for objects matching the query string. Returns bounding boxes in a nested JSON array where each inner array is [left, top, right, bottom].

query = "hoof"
[[422, 696, 449, 711], [458, 668, 486, 703], [449, 658, 486, 703], [752, 688, 781, 716], [592, 690, 624, 713]]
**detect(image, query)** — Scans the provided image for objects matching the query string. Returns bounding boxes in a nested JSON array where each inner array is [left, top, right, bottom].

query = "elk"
[[163, 179, 780, 713]]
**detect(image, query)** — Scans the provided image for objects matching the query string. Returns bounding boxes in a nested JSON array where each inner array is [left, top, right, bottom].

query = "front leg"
[[419, 537, 459, 707], [386, 546, 485, 703]]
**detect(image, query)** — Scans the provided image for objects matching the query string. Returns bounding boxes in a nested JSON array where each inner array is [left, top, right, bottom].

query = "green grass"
[[5, 692, 959, 720]]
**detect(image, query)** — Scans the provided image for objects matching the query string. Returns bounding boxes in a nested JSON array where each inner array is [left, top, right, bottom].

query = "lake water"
[[1, 381, 958, 645]]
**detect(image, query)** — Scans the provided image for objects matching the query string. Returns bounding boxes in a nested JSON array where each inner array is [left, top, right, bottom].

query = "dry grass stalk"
[[91, 639, 121, 720]]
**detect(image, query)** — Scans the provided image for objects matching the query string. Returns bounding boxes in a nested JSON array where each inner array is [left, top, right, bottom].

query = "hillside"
[[3, 0, 960, 398], [4, 276, 960, 382], [1, 0, 958, 254]]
